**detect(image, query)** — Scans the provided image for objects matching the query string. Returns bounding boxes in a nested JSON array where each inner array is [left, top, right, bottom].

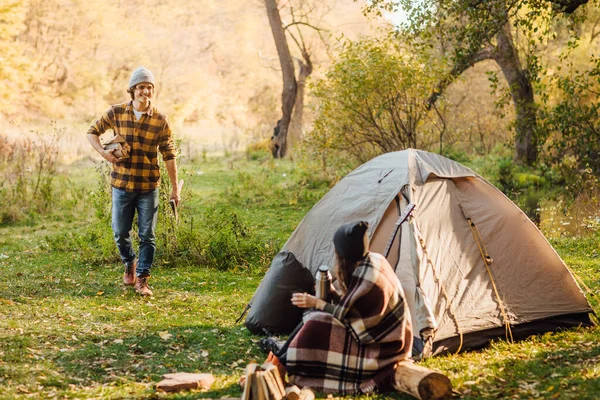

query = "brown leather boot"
[[135, 275, 153, 296], [123, 259, 137, 286]]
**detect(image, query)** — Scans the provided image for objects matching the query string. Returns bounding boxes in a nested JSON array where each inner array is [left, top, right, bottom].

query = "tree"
[[541, 55, 600, 176], [265, 0, 297, 158], [286, 3, 319, 148], [365, 0, 590, 165], [264, 0, 334, 158], [307, 34, 446, 163]]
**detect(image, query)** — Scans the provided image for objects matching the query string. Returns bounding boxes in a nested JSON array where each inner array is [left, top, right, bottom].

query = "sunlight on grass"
[[0, 156, 598, 399]]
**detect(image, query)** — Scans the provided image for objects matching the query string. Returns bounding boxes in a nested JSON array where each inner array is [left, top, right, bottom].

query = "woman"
[[280, 221, 413, 395]]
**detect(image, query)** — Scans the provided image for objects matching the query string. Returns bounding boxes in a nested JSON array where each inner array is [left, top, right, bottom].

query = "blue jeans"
[[111, 188, 159, 277]]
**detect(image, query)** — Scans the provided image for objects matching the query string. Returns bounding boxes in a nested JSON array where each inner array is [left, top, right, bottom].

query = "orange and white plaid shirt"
[[87, 101, 176, 192]]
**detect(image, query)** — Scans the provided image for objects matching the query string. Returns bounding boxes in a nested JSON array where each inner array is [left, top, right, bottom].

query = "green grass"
[[0, 155, 598, 399]]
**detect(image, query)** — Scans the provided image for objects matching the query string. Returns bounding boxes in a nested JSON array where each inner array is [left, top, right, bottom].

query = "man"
[[87, 66, 180, 296]]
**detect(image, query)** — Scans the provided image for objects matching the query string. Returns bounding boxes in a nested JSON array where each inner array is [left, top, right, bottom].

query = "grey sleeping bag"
[[245, 251, 315, 335]]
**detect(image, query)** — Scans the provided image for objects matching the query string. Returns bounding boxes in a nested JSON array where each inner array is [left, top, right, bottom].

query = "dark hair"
[[128, 87, 135, 100], [334, 251, 359, 294]]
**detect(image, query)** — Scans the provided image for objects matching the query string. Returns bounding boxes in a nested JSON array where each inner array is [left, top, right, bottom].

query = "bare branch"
[[283, 21, 328, 32], [427, 46, 496, 108]]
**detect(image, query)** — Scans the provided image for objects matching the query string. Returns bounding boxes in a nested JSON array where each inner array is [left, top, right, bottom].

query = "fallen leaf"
[[96, 291, 104, 296], [200, 350, 209, 358], [159, 331, 173, 341], [113, 339, 123, 344]]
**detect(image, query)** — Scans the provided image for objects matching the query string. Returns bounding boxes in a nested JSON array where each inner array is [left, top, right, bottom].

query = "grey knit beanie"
[[128, 67, 155, 89], [333, 221, 369, 262]]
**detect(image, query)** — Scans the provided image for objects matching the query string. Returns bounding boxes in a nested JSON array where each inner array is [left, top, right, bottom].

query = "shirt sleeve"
[[87, 108, 115, 136], [158, 117, 176, 161]]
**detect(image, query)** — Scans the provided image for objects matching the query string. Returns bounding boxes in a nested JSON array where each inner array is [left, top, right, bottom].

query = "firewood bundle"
[[103, 134, 131, 159], [241, 362, 314, 400]]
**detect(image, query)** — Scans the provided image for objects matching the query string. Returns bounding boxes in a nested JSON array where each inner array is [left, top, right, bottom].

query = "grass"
[[0, 155, 599, 399]]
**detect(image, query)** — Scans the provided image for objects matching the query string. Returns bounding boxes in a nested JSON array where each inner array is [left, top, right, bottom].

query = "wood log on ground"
[[285, 385, 301, 400], [156, 372, 215, 393], [393, 360, 452, 400], [297, 387, 315, 400]]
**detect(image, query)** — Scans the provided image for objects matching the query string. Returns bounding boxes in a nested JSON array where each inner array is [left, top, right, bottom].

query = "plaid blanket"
[[286, 252, 413, 394]]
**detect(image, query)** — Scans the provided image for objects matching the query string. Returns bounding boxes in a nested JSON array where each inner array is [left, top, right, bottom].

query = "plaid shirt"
[[87, 101, 176, 192]]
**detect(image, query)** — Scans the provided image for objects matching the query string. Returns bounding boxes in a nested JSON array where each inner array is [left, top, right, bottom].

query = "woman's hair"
[[332, 221, 369, 293], [334, 251, 358, 293]]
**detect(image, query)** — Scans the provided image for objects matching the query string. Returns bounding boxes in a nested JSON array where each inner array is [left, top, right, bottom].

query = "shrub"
[[246, 139, 271, 162], [162, 203, 279, 271], [46, 159, 279, 271], [540, 56, 600, 177], [306, 31, 447, 164], [0, 123, 63, 225]]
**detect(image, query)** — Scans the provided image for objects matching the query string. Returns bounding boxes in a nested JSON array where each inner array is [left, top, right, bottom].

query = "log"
[[261, 362, 285, 399], [241, 363, 258, 400], [283, 385, 314, 400], [285, 385, 301, 400], [156, 372, 215, 393], [393, 361, 452, 400], [298, 387, 315, 400]]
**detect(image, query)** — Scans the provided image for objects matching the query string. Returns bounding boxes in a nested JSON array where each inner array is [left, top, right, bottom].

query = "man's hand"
[[170, 179, 183, 207], [102, 148, 122, 164], [88, 133, 122, 164], [170, 187, 180, 206]]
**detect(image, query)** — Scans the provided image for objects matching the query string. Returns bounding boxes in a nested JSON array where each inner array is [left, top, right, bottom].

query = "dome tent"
[[247, 149, 593, 356]]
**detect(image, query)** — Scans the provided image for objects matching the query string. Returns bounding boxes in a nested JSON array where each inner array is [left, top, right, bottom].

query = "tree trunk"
[[289, 58, 312, 149], [427, 24, 539, 165], [265, 0, 297, 158], [494, 23, 538, 165]]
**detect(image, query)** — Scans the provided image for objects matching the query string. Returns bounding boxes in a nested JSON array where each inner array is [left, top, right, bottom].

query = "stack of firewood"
[[241, 362, 314, 400]]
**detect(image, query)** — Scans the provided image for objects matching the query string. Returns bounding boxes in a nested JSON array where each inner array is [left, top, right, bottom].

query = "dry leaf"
[[113, 339, 123, 344], [96, 291, 104, 296], [159, 331, 173, 341], [200, 350, 209, 358]]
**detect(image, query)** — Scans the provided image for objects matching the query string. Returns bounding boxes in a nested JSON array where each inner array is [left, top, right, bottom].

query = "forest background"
[[0, 0, 599, 399]]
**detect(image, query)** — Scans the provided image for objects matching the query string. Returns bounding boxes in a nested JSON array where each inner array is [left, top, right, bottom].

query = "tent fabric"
[[245, 251, 315, 335], [276, 149, 593, 354]]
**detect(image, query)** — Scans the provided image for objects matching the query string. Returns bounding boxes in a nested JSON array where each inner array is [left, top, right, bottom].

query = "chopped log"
[[298, 387, 315, 400], [285, 385, 314, 400], [156, 372, 215, 393], [242, 363, 258, 400], [298, 386, 315, 400], [393, 360, 452, 400], [261, 362, 285, 399], [285, 385, 301, 400]]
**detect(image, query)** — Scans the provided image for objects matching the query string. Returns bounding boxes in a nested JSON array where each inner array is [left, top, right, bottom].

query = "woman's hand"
[[291, 292, 325, 310]]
